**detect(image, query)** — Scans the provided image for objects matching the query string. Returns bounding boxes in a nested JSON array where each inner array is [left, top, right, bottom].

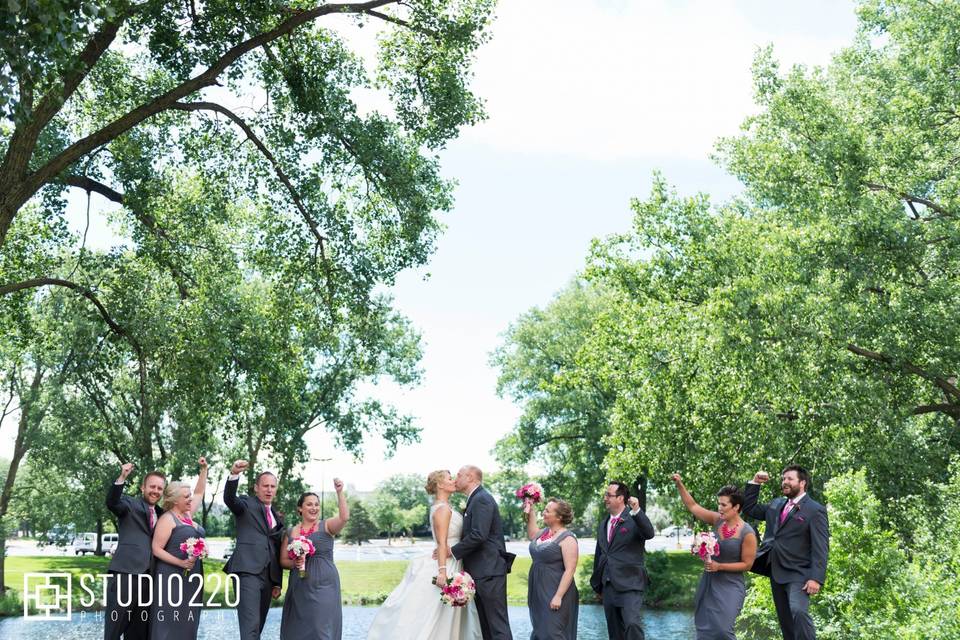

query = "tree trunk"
[[95, 517, 104, 555], [634, 475, 648, 512]]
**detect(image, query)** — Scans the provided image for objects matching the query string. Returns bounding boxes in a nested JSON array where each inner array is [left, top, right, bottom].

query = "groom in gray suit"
[[590, 481, 656, 640], [224, 460, 285, 640], [450, 465, 516, 640], [743, 465, 829, 640], [104, 462, 165, 640]]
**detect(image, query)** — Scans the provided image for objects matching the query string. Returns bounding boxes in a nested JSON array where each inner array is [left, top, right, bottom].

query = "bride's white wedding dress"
[[366, 502, 483, 640]]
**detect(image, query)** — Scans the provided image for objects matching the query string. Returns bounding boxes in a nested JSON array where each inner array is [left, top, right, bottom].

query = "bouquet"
[[515, 482, 544, 513], [432, 571, 477, 608], [691, 531, 720, 561], [178, 537, 207, 575], [287, 536, 316, 578]]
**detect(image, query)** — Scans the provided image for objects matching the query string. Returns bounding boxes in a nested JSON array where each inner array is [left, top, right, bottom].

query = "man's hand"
[[118, 463, 134, 481], [802, 579, 821, 595], [752, 471, 770, 484], [271, 586, 281, 599], [627, 496, 640, 512], [231, 460, 248, 475]]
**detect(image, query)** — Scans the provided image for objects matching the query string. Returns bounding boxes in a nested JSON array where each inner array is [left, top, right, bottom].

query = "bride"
[[366, 469, 482, 640]]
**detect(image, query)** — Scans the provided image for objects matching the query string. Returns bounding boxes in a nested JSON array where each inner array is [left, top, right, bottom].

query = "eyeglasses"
[[603, 492, 620, 498]]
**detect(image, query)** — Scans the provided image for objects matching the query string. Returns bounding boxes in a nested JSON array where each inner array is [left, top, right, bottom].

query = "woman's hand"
[[549, 595, 562, 610], [436, 567, 448, 585], [704, 558, 720, 572], [672, 473, 683, 486], [182, 556, 197, 571], [296, 556, 306, 571], [333, 478, 344, 493]]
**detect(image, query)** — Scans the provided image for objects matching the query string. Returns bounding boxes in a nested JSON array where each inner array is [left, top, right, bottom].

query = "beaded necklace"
[[720, 520, 740, 539]]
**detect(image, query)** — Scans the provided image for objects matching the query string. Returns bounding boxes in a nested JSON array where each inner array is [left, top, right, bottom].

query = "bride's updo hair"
[[425, 470, 450, 496]]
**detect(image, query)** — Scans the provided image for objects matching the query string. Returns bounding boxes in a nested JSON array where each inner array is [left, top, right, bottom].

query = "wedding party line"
[[96, 458, 828, 640]]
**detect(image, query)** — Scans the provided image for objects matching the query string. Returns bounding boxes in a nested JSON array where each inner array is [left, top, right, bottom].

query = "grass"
[[2, 551, 702, 616]]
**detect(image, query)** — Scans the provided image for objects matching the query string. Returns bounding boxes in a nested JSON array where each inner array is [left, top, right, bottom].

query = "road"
[[6, 534, 695, 561]]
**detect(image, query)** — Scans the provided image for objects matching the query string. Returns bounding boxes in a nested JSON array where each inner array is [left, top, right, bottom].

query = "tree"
[[342, 498, 377, 546], [491, 281, 616, 516], [369, 492, 401, 541]]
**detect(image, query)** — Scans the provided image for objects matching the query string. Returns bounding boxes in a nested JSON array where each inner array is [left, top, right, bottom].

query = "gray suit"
[[223, 477, 284, 640], [104, 481, 162, 640], [450, 486, 515, 640], [743, 483, 829, 640], [590, 508, 656, 640]]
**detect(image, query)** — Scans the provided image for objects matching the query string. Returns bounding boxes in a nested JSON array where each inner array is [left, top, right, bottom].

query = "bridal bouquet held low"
[[432, 571, 477, 608], [179, 537, 207, 576], [515, 482, 544, 514], [287, 536, 317, 578]]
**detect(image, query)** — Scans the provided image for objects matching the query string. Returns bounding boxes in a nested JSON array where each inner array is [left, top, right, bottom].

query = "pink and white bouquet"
[[287, 536, 317, 578], [691, 531, 720, 561], [515, 482, 544, 513], [179, 537, 207, 575], [433, 571, 477, 608]]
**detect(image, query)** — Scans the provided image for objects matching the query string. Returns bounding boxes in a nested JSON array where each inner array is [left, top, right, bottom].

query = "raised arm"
[[742, 471, 770, 521], [152, 513, 195, 572], [106, 463, 134, 517], [626, 496, 656, 540], [432, 504, 452, 584], [525, 504, 541, 541], [672, 473, 720, 526], [189, 457, 208, 517], [223, 460, 248, 516], [450, 495, 495, 560], [323, 478, 350, 536], [551, 536, 579, 610]]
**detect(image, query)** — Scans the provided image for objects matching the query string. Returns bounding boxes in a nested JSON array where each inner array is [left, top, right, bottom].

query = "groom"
[[449, 465, 516, 640]]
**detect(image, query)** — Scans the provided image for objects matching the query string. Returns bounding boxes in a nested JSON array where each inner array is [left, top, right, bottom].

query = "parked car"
[[660, 525, 693, 537], [72, 532, 119, 555]]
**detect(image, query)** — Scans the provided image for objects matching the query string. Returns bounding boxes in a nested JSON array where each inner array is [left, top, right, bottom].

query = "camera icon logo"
[[23, 573, 72, 621]]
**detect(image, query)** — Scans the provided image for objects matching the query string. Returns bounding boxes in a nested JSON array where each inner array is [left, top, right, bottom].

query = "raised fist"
[[198, 456, 208, 469], [627, 496, 640, 512], [671, 473, 682, 484], [333, 478, 344, 493], [753, 471, 770, 484], [231, 460, 249, 475], [120, 463, 135, 478]]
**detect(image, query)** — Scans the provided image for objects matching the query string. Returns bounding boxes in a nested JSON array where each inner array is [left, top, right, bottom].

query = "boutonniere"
[[796, 515, 805, 522], [619, 526, 628, 534]]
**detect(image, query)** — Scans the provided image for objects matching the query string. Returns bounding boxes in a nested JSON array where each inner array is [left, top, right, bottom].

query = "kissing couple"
[[366, 465, 517, 640]]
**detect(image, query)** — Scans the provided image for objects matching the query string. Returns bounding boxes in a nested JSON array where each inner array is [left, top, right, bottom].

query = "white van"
[[72, 532, 119, 555]]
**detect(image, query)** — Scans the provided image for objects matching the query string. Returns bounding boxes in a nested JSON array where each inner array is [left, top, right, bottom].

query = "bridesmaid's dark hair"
[[297, 492, 320, 510], [716, 485, 744, 512]]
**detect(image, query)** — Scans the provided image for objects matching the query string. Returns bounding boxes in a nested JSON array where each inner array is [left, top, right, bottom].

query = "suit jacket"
[[105, 481, 163, 575], [450, 486, 515, 578], [223, 477, 285, 585], [742, 483, 829, 585], [590, 508, 656, 594]]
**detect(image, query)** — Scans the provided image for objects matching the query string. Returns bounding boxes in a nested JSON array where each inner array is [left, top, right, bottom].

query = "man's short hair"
[[255, 471, 277, 485], [141, 471, 166, 486], [608, 481, 630, 501], [782, 465, 811, 490]]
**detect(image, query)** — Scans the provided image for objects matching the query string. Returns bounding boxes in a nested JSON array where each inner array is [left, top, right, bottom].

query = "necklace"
[[720, 520, 739, 539], [539, 528, 563, 543], [300, 521, 319, 537]]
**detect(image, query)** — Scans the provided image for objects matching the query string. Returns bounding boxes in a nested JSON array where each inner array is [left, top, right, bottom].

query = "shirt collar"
[[789, 492, 806, 505]]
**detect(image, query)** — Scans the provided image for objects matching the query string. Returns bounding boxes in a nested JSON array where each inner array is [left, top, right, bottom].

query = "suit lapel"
[[779, 494, 806, 531], [464, 486, 483, 514], [252, 498, 271, 534]]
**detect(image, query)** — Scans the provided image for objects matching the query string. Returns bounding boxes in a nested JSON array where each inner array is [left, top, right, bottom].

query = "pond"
[[0, 605, 694, 639]]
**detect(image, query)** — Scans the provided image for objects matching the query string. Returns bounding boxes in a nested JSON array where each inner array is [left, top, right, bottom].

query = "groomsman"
[[224, 460, 284, 640], [744, 465, 829, 640], [104, 463, 165, 640], [590, 481, 656, 640]]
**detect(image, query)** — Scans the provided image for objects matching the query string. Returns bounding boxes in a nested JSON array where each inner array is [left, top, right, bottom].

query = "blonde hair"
[[425, 470, 450, 496], [161, 481, 191, 512]]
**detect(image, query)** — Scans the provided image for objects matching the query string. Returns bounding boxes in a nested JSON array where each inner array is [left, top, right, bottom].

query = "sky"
[[0, 1, 861, 493]]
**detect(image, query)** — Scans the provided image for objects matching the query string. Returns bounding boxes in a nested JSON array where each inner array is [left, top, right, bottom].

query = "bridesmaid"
[[672, 474, 757, 640], [150, 456, 208, 640], [280, 478, 350, 640], [525, 497, 579, 640]]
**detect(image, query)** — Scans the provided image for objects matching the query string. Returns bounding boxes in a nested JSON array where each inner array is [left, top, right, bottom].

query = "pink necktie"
[[779, 500, 794, 524], [608, 517, 620, 542], [148, 508, 155, 530], [265, 505, 274, 529]]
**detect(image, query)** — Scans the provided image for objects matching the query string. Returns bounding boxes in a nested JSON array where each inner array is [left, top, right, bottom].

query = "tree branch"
[[847, 343, 960, 400], [864, 182, 954, 219], [912, 403, 960, 419]]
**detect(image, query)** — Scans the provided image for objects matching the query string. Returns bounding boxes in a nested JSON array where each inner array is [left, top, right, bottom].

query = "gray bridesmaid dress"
[[280, 522, 342, 640], [527, 529, 579, 640], [150, 514, 204, 640], [693, 521, 756, 640]]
